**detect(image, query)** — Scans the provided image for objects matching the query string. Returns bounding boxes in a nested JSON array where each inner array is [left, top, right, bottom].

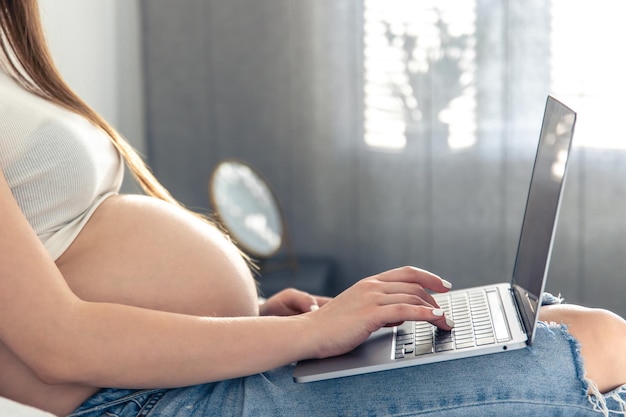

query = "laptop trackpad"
[[293, 327, 394, 381]]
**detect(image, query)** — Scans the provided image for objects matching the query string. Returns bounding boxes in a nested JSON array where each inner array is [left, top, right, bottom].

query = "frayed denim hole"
[[541, 292, 565, 306], [586, 382, 626, 417], [544, 322, 626, 416]]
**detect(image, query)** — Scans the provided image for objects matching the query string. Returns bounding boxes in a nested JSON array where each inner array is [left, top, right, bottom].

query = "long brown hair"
[[0, 0, 178, 206]]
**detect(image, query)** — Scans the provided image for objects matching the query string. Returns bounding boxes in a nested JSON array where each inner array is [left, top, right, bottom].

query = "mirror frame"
[[208, 158, 286, 259]]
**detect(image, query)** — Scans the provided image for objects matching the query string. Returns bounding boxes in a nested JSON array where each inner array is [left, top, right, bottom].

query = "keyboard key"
[[454, 334, 474, 343], [476, 337, 496, 346], [435, 342, 454, 352], [455, 340, 476, 349], [414, 344, 434, 356]]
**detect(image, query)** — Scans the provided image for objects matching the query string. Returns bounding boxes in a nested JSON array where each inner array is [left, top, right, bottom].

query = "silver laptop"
[[293, 95, 577, 383]]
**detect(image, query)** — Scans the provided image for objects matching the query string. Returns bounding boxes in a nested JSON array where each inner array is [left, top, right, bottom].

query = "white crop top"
[[0, 68, 123, 260]]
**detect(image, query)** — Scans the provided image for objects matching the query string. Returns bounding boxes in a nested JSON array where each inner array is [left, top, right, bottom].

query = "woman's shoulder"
[[0, 71, 70, 124]]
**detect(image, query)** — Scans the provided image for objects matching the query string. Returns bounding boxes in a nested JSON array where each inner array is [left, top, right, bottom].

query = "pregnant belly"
[[55, 194, 260, 317]]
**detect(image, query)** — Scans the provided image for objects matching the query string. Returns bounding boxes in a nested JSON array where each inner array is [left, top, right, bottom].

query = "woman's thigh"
[[70, 323, 626, 417]]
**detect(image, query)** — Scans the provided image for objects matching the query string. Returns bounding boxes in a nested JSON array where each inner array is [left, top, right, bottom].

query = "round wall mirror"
[[209, 160, 284, 258]]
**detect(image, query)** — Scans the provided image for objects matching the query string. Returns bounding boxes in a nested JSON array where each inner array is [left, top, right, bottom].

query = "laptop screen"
[[511, 96, 576, 343]]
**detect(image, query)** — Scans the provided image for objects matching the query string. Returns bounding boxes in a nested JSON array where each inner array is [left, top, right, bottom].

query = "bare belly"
[[0, 194, 259, 415]]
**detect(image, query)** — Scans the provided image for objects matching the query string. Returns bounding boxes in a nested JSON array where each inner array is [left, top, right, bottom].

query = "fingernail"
[[441, 279, 453, 289], [309, 304, 319, 312], [445, 317, 456, 328], [432, 308, 444, 317]]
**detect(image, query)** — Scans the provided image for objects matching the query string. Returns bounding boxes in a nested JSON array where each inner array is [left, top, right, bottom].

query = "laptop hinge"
[[509, 287, 530, 339]]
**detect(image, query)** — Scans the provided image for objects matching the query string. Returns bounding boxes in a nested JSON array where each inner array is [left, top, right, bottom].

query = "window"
[[551, 0, 626, 150], [364, 1, 626, 151], [363, 0, 477, 152]]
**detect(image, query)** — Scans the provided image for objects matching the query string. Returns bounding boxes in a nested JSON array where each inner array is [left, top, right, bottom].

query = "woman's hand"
[[305, 266, 453, 359], [259, 288, 332, 316]]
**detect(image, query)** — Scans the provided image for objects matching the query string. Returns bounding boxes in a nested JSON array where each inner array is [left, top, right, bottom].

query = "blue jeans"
[[68, 299, 626, 416]]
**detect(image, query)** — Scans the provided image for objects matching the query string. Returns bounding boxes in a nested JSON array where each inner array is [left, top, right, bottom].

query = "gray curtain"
[[141, 0, 626, 316]]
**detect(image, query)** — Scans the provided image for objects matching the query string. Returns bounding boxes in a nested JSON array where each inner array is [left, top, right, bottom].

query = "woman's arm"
[[0, 171, 451, 388]]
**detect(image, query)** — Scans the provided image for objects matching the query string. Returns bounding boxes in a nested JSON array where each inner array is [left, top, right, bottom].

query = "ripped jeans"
[[68, 295, 626, 417]]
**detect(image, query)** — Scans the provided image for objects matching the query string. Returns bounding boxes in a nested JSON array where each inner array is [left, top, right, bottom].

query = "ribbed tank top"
[[0, 68, 123, 260]]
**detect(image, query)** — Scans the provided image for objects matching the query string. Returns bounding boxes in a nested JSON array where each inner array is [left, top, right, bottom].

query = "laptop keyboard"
[[394, 289, 511, 359]]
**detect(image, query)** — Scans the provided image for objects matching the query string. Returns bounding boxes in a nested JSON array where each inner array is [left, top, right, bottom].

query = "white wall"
[[38, 0, 146, 155]]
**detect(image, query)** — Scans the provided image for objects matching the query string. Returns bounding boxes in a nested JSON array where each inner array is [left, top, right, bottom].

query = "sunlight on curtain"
[[363, 0, 477, 152], [364, 1, 626, 152], [551, 0, 626, 150]]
